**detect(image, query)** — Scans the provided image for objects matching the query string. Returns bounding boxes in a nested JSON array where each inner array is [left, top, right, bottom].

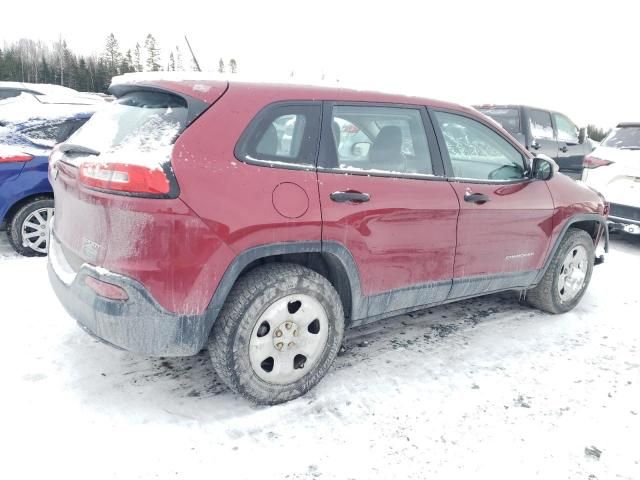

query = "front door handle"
[[559, 145, 568, 153], [464, 192, 491, 204], [531, 141, 541, 150], [330, 191, 370, 203]]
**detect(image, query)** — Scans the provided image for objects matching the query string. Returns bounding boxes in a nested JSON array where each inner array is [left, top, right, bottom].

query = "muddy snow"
[[1, 233, 638, 479]]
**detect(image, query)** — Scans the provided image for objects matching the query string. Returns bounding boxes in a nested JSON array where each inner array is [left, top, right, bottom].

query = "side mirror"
[[578, 127, 587, 144], [531, 154, 559, 181]]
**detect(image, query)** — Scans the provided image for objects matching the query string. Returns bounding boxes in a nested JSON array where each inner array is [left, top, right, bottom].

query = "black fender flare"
[[534, 213, 608, 285], [202, 240, 365, 336]]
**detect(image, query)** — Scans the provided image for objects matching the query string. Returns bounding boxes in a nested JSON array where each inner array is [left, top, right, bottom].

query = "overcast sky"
[[2, 0, 638, 127]]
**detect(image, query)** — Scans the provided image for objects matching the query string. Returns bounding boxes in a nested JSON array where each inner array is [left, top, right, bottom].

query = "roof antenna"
[[184, 35, 201, 72]]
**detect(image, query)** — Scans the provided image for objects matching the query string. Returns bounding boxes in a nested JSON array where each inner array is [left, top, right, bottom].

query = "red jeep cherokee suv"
[[48, 79, 608, 404]]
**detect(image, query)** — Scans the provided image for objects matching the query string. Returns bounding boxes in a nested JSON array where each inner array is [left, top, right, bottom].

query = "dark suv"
[[475, 105, 593, 179], [48, 80, 608, 404]]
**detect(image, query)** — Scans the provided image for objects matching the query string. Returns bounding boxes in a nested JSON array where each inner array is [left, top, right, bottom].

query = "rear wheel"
[[7, 198, 54, 257], [527, 228, 595, 314], [208, 263, 344, 404]]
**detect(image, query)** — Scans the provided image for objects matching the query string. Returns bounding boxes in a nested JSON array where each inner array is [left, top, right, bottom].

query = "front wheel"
[[208, 263, 345, 404], [527, 228, 595, 314], [7, 198, 54, 257]]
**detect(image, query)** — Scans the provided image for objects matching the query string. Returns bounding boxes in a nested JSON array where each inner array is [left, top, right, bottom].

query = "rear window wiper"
[[59, 143, 101, 156]]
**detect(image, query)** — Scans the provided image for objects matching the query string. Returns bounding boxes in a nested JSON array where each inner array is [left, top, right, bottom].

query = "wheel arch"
[[535, 213, 608, 284], [1, 192, 54, 230], [203, 241, 364, 338]]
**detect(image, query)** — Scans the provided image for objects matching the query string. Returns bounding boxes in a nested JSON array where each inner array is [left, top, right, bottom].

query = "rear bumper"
[[48, 234, 209, 356]]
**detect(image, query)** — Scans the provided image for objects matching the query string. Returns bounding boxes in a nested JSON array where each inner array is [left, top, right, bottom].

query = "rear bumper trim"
[[48, 254, 209, 357]]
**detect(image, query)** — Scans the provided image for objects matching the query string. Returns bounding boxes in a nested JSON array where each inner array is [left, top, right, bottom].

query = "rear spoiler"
[[616, 122, 640, 128], [108, 82, 228, 127]]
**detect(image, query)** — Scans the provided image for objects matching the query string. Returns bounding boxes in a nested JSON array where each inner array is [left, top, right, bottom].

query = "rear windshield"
[[602, 127, 640, 150], [65, 90, 187, 160], [477, 108, 521, 135]]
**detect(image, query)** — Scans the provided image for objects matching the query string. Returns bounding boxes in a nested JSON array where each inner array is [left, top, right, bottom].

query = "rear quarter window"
[[235, 103, 321, 168]]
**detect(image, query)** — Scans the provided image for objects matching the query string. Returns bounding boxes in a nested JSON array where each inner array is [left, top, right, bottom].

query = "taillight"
[[79, 162, 171, 196], [0, 153, 33, 163], [583, 155, 614, 169]]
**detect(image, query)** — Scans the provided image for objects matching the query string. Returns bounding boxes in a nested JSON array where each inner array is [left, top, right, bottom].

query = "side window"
[[331, 105, 433, 175], [237, 104, 321, 166], [529, 109, 555, 140], [434, 111, 526, 181], [553, 113, 579, 143]]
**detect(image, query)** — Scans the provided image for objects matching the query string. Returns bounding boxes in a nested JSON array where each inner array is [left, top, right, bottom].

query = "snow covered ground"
[[1, 233, 639, 480]]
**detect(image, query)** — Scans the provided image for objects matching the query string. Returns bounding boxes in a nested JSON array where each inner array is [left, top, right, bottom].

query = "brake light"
[[79, 162, 171, 195], [583, 155, 614, 169], [0, 153, 33, 163]]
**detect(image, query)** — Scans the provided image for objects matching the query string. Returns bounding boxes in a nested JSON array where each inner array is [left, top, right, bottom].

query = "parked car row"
[[475, 104, 594, 179], [0, 77, 634, 405]]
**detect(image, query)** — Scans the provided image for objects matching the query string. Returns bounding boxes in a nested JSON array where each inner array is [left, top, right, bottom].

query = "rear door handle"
[[464, 192, 491, 204], [330, 191, 370, 203], [559, 145, 568, 153]]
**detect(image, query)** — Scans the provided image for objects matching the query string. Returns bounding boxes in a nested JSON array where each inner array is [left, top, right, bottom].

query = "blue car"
[[0, 111, 92, 256]]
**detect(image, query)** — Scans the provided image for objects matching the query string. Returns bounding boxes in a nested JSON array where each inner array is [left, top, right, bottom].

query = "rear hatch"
[[50, 80, 227, 271]]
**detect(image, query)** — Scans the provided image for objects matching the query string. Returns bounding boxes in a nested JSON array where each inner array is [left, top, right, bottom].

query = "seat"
[[256, 124, 279, 156], [368, 125, 404, 171]]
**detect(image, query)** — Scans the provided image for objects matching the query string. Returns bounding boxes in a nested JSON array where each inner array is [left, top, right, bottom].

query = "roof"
[[109, 73, 476, 114], [0, 81, 79, 97], [0, 94, 97, 127]]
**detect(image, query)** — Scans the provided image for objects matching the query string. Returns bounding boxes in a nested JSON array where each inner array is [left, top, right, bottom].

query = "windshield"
[[602, 127, 640, 150], [66, 90, 188, 160], [477, 108, 521, 135]]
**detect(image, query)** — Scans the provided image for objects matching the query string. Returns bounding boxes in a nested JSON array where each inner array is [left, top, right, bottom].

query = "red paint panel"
[[449, 180, 554, 277], [318, 173, 459, 296]]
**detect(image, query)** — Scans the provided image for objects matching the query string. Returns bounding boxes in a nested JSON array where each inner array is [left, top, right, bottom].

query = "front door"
[[526, 108, 559, 160], [317, 102, 459, 321], [431, 109, 555, 298], [553, 112, 588, 177]]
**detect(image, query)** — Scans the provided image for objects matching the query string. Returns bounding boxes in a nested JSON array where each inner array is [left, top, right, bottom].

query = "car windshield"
[[65, 90, 188, 162], [477, 108, 521, 135], [602, 126, 640, 150]]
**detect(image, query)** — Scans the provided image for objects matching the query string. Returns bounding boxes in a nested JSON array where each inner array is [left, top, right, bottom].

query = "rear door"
[[553, 112, 587, 176], [431, 109, 554, 297], [317, 102, 459, 320], [525, 108, 559, 159]]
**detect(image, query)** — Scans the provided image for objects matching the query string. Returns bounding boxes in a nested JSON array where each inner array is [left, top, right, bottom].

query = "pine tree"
[[175, 46, 184, 71], [144, 34, 161, 72], [218, 58, 225, 74], [167, 52, 175, 71], [229, 58, 237, 74], [133, 42, 143, 72], [104, 33, 122, 75]]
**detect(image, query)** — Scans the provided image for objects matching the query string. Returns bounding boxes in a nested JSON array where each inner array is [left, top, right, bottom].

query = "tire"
[[208, 263, 345, 405], [527, 228, 595, 314], [7, 198, 54, 257]]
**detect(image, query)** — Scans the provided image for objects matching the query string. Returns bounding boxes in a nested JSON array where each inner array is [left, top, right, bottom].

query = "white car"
[[582, 122, 640, 234]]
